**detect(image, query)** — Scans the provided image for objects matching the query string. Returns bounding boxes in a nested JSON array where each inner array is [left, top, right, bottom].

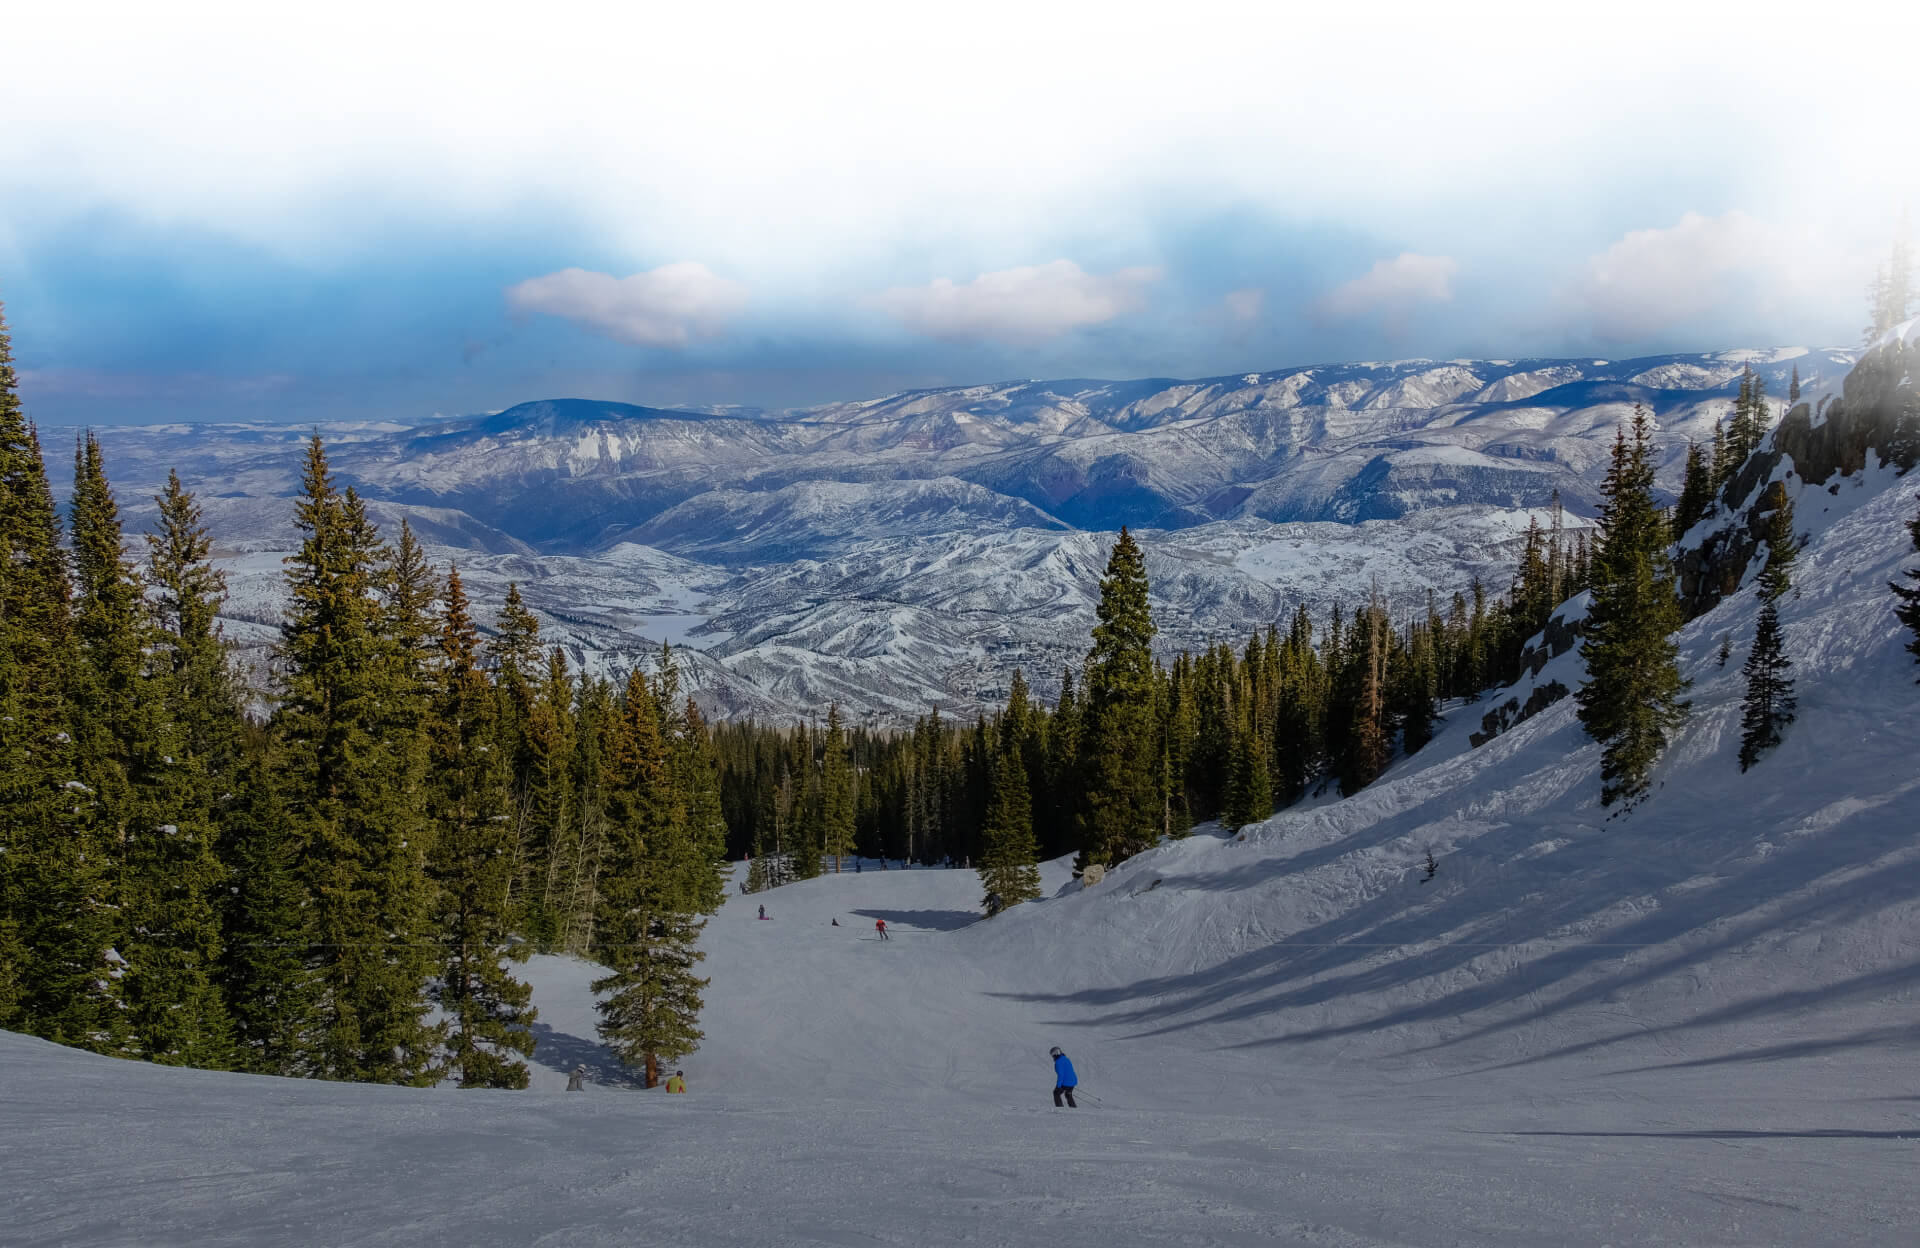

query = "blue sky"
[[3, 1, 1911, 426]]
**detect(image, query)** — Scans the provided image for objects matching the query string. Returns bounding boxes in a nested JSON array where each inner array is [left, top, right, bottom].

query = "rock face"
[[1676, 340, 1917, 620]]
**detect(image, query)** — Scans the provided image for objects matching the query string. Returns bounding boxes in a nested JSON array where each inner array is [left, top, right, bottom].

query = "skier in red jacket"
[[875, 918, 889, 941]]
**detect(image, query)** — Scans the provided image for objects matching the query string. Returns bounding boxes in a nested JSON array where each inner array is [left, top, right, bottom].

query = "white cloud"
[[1222, 288, 1265, 323], [871, 261, 1160, 344], [506, 263, 747, 349], [1317, 253, 1460, 322], [1567, 211, 1840, 343]]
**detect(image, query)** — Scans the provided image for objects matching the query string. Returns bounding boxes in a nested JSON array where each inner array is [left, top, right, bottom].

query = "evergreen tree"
[[977, 742, 1041, 911], [1757, 490, 1798, 603], [428, 567, 536, 1088], [1575, 407, 1690, 806], [593, 667, 725, 1087], [1674, 440, 1713, 535], [0, 300, 116, 1046], [1044, 669, 1081, 859], [1222, 711, 1273, 830], [217, 754, 316, 1074], [62, 433, 144, 1057], [118, 465, 234, 1066], [522, 647, 578, 949], [820, 704, 856, 871], [276, 438, 441, 1083], [1739, 598, 1795, 771], [1078, 528, 1159, 866], [1789, 365, 1801, 406]]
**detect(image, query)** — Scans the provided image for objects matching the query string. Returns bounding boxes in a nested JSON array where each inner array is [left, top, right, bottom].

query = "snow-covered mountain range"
[[65, 347, 1853, 719]]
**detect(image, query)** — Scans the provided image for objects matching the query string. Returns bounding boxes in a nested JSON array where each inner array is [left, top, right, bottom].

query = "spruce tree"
[[1078, 528, 1159, 866], [1739, 599, 1795, 770], [0, 300, 115, 1045], [488, 584, 544, 917], [977, 743, 1041, 910], [428, 567, 536, 1088], [593, 668, 723, 1087], [217, 754, 316, 1074], [276, 438, 441, 1083], [1222, 712, 1273, 830], [523, 647, 578, 949], [1709, 418, 1731, 492], [1044, 669, 1081, 859], [1674, 440, 1713, 535], [820, 704, 856, 871], [1576, 407, 1690, 806], [113, 464, 235, 1067], [1757, 491, 1797, 603]]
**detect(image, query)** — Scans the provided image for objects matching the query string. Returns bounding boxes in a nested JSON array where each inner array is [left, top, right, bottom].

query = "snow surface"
[[8, 461, 1920, 1242], [10, 372, 1920, 1245]]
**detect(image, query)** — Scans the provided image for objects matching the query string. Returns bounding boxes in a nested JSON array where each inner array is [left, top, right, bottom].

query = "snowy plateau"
[[50, 347, 1851, 721], [5, 342, 1919, 1246]]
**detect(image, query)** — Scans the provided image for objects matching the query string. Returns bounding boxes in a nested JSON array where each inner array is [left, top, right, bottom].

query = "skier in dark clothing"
[[1050, 1046, 1078, 1108], [758, 904, 766, 920]]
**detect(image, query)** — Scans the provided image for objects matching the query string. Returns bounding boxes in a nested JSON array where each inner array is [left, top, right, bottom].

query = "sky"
[[2, 0, 1915, 426]]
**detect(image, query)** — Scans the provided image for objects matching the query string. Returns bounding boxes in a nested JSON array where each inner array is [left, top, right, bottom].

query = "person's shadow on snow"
[[529, 1022, 645, 1088]]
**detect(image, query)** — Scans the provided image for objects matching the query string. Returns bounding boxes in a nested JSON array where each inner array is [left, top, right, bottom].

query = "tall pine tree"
[[977, 742, 1041, 910], [1576, 407, 1690, 806], [0, 299, 116, 1046], [1078, 528, 1159, 866], [593, 667, 724, 1087], [428, 566, 536, 1088], [276, 438, 441, 1083]]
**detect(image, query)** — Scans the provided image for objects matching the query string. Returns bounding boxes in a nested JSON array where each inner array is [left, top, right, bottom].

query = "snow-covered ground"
[[7, 453, 1920, 1245], [3, 856, 1915, 1245]]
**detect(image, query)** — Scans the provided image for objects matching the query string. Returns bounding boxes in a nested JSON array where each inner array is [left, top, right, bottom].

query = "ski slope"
[[7, 466, 1920, 1244]]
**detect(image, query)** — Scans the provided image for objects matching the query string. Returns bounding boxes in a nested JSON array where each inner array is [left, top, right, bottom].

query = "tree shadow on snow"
[[985, 704, 1920, 1068], [850, 908, 981, 932], [1596, 1023, 1920, 1074], [529, 1022, 645, 1089]]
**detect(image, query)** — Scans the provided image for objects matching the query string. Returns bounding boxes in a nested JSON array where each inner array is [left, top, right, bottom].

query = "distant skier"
[[758, 904, 767, 920], [985, 891, 1003, 918], [875, 918, 889, 940], [664, 1070, 686, 1093], [566, 1065, 587, 1092], [1049, 1046, 1077, 1108]]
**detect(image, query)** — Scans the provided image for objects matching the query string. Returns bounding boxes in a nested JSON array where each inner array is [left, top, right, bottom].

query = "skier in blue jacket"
[[1049, 1046, 1078, 1108]]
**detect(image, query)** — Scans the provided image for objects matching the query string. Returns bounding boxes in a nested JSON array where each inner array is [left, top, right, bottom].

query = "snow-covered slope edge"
[[966, 455, 1920, 1072]]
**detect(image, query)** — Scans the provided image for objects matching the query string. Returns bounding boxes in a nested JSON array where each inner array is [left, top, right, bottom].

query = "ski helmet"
[[1049, 1046, 1063, 1058]]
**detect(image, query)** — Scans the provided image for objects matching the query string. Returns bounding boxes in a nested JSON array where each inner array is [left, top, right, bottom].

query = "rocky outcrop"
[[1469, 680, 1570, 748], [1676, 341, 1916, 619]]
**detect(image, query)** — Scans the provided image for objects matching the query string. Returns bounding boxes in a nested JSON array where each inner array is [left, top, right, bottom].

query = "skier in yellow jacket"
[[664, 1070, 687, 1093]]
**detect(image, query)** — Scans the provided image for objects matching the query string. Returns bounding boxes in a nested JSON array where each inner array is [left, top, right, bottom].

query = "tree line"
[[724, 505, 1599, 903]]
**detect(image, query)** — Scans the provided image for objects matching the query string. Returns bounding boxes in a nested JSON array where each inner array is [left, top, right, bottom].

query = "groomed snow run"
[[7, 467, 1920, 1244]]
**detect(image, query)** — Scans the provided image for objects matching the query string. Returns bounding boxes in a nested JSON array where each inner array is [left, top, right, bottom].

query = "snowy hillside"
[[6, 435, 1919, 1244]]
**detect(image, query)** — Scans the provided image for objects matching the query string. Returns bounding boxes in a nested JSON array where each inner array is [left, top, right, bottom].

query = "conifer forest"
[[0, 287, 1849, 1087]]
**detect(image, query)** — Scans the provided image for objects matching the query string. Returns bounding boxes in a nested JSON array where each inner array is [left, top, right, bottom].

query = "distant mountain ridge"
[[58, 345, 1854, 721]]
